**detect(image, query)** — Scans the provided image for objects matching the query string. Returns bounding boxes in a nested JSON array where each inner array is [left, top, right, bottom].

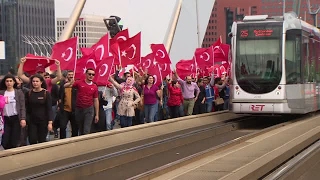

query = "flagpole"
[[73, 37, 79, 78], [193, 55, 197, 78], [211, 46, 214, 67], [195, 0, 201, 48], [118, 45, 122, 67]]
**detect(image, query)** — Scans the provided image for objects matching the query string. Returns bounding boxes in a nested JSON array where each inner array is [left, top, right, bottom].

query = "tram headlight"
[[275, 86, 281, 95]]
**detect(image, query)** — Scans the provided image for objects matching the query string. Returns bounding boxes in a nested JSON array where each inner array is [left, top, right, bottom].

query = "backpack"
[[0, 95, 6, 134]]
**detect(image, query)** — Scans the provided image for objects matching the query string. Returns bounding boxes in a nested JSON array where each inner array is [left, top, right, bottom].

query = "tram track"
[[15, 114, 293, 180], [126, 116, 297, 180], [262, 139, 320, 180]]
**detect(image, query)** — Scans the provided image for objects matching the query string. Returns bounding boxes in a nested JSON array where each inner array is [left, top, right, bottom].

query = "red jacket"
[[167, 85, 183, 106]]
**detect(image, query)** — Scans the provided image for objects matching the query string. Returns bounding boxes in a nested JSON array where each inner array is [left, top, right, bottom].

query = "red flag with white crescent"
[[194, 47, 214, 69], [212, 43, 230, 62], [74, 53, 98, 80], [23, 54, 55, 75], [175, 59, 196, 80], [147, 64, 162, 87], [117, 32, 141, 67], [140, 53, 155, 70], [110, 29, 130, 45], [93, 56, 114, 86], [207, 63, 230, 78], [50, 37, 78, 71], [81, 33, 110, 62], [150, 44, 171, 64]]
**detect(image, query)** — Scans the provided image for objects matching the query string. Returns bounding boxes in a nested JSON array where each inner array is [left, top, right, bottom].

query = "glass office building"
[[0, 0, 55, 74]]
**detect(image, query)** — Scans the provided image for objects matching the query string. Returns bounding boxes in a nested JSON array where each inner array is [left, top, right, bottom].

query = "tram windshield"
[[235, 22, 282, 94]]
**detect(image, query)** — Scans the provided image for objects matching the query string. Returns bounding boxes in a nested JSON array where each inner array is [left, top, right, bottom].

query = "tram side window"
[[308, 37, 316, 82], [285, 30, 301, 84]]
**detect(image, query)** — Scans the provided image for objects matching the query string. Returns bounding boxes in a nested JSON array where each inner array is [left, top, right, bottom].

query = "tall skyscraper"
[[202, 0, 261, 47], [203, 0, 320, 47], [261, 0, 319, 27], [0, 0, 55, 74], [56, 15, 108, 58]]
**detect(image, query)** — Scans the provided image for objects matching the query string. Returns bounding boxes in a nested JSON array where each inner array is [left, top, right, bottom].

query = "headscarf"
[[121, 77, 135, 93]]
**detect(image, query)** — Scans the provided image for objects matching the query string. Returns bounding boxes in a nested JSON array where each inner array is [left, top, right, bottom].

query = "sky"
[[55, 0, 176, 56], [55, 0, 126, 18], [54, 0, 215, 65]]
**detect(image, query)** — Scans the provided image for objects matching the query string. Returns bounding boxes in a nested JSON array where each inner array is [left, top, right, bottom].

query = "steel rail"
[[17, 116, 252, 180], [128, 117, 299, 180], [263, 139, 320, 180]]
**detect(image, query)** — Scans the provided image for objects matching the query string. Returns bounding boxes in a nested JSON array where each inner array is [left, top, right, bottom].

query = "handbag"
[[215, 97, 224, 106]]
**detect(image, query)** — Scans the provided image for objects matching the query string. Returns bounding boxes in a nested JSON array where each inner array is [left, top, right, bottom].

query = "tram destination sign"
[[238, 24, 281, 39]]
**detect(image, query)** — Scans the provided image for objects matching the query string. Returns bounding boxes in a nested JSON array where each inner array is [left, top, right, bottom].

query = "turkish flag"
[[198, 68, 209, 78], [50, 37, 78, 71], [194, 48, 214, 69], [176, 59, 196, 80], [82, 33, 110, 61], [74, 53, 98, 80], [23, 54, 55, 75], [110, 29, 129, 45], [117, 32, 141, 67], [110, 42, 124, 65], [147, 64, 162, 87], [207, 63, 230, 78], [80, 47, 92, 56], [150, 44, 171, 64], [158, 63, 171, 79], [213, 43, 230, 62], [212, 37, 222, 48], [93, 56, 114, 86], [220, 62, 230, 76], [140, 53, 155, 70]]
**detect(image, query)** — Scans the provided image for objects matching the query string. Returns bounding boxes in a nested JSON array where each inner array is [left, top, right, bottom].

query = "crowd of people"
[[0, 58, 230, 150]]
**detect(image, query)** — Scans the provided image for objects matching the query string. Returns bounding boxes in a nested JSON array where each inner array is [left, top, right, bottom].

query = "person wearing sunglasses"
[[71, 68, 99, 135]]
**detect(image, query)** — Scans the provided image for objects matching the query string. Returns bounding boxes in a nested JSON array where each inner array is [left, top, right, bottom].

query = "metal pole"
[[311, 14, 317, 27], [195, 0, 201, 48], [307, 0, 320, 26], [165, 0, 182, 53], [283, 0, 285, 15], [58, 0, 87, 42]]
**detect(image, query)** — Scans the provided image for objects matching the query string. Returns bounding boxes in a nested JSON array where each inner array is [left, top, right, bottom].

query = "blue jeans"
[[224, 97, 230, 110], [115, 98, 120, 120], [206, 101, 213, 113], [163, 97, 170, 119], [144, 103, 158, 123], [104, 109, 113, 130], [120, 116, 133, 128]]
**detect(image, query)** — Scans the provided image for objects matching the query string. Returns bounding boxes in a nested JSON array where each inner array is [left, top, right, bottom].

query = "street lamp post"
[[283, 0, 285, 15], [307, 0, 320, 27]]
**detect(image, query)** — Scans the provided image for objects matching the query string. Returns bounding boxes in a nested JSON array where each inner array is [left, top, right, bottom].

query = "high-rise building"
[[56, 15, 108, 57], [261, 0, 320, 27], [202, 0, 261, 47], [0, 0, 55, 74], [203, 0, 320, 47]]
